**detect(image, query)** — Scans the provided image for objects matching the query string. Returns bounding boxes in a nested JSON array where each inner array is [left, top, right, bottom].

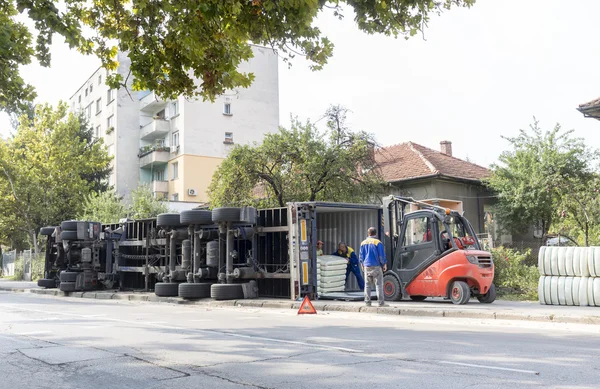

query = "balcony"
[[139, 91, 167, 112], [139, 146, 170, 169], [151, 180, 169, 193], [140, 119, 170, 141]]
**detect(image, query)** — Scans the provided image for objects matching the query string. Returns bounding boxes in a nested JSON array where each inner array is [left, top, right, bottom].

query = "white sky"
[[2, 0, 600, 168]]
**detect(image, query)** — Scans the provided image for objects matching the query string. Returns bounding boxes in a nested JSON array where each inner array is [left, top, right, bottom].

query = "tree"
[[79, 191, 127, 224], [129, 184, 169, 219], [486, 119, 597, 241], [209, 105, 385, 207], [0, 103, 111, 253], [2, 0, 475, 114]]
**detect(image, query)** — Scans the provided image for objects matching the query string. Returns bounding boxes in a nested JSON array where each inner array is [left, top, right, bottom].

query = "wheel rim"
[[452, 286, 460, 300], [384, 281, 394, 297]]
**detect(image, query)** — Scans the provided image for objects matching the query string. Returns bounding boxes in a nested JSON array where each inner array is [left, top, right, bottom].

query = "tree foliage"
[[487, 120, 598, 242], [129, 184, 169, 219], [2, 0, 475, 114], [0, 103, 111, 252], [209, 105, 385, 207], [79, 191, 127, 224]]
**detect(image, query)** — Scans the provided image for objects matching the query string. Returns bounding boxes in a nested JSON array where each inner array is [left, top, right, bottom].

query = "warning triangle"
[[297, 295, 317, 315]]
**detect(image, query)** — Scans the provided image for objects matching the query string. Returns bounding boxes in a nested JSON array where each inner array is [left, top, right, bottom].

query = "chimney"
[[440, 141, 452, 156]]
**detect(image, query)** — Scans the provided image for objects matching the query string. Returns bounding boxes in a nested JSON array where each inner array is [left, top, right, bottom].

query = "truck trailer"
[[37, 196, 495, 304]]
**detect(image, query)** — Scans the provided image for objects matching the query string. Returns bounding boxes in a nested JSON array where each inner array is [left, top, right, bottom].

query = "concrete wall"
[[389, 178, 493, 234]]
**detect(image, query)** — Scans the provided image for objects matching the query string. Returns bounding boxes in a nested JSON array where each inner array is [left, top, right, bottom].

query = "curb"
[[3, 286, 600, 325]]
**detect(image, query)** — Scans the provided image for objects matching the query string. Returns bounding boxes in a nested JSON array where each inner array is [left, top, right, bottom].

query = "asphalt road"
[[0, 291, 599, 389]]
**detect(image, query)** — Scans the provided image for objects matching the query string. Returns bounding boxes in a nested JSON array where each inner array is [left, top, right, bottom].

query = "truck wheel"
[[179, 283, 212, 299], [60, 272, 78, 282], [59, 282, 76, 292], [40, 226, 56, 236], [409, 295, 427, 302], [477, 283, 496, 304], [212, 208, 243, 223], [60, 231, 79, 240], [154, 282, 179, 297], [180, 210, 213, 225], [450, 281, 470, 305], [37, 278, 57, 288], [61, 220, 82, 231], [383, 274, 402, 301], [211, 284, 244, 300], [156, 213, 182, 227]]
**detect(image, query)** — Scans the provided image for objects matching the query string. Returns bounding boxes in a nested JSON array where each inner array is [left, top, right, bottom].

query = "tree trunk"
[[585, 223, 589, 247]]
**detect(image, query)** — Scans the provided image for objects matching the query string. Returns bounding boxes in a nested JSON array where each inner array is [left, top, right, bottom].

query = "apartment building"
[[69, 46, 279, 203]]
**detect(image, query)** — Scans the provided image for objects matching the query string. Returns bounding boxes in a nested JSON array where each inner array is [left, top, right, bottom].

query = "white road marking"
[[439, 360, 540, 375], [189, 319, 211, 322], [0, 305, 363, 354], [15, 331, 52, 336]]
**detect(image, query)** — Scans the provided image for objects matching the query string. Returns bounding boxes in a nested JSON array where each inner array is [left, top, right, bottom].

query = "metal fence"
[[1, 250, 16, 277], [1, 249, 35, 280]]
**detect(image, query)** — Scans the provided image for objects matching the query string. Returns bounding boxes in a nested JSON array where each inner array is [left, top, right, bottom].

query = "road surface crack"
[[197, 370, 272, 389], [123, 353, 191, 380], [197, 351, 316, 368]]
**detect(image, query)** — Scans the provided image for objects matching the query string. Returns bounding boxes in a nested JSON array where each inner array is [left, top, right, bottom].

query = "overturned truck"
[[38, 196, 495, 304]]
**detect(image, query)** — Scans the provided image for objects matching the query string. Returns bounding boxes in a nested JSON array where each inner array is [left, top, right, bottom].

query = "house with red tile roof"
[[577, 97, 600, 120], [375, 141, 494, 234]]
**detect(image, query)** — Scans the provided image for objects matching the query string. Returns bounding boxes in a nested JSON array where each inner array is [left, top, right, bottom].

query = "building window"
[[86, 103, 92, 119], [170, 101, 179, 117], [107, 89, 115, 103], [78, 95, 81, 103], [107, 144, 115, 157], [223, 103, 232, 115], [98, 74, 102, 85], [154, 170, 164, 181], [224, 132, 234, 144], [85, 88, 88, 97], [172, 162, 179, 180], [95, 125, 100, 138], [172, 193, 179, 201], [89, 83, 93, 93], [172, 131, 179, 147], [107, 115, 114, 131], [96, 98, 102, 114]]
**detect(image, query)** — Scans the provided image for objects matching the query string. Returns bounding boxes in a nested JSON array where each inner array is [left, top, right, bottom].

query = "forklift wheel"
[[477, 283, 496, 304], [383, 274, 402, 301], [450, 281, 470, 305]]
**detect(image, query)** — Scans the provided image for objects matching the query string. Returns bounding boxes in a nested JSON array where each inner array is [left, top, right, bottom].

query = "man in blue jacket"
[[359, 227, 387, 307], [332, 242, 365, 290]]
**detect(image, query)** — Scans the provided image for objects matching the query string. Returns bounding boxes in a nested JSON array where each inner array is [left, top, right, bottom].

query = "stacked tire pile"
[[317, 255, 347, 294], [538, 246, 600, 306]]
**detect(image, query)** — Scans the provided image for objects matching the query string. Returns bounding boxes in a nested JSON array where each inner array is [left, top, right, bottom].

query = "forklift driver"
[[332, 242, 365, 290]]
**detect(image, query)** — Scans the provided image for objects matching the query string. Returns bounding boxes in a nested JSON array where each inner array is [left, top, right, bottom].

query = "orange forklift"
[[382, 196, 495, 304]]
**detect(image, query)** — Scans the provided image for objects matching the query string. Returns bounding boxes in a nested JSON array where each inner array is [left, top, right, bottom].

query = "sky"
[[2, 0, 600, 168]]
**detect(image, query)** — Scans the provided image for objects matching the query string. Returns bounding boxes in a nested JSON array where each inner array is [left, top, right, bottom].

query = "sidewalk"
[[2, 279, 600, 325]]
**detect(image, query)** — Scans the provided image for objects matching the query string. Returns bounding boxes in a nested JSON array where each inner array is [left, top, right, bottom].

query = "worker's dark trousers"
[[346, 260, 365, 290]]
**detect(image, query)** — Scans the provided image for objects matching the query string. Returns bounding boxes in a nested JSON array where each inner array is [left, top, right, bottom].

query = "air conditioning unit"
[[188, 188, 197, 196]]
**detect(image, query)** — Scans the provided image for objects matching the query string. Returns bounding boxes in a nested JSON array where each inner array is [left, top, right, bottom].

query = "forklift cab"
[[383, 196, 488, 302]]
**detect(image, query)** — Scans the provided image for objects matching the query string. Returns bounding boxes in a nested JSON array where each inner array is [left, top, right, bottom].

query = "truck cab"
[[383, 196, 495, 304]]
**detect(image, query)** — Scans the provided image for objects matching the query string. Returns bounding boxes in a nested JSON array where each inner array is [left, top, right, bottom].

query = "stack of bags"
[[538, 246, 600, 306], [317, 255, 347, 294]]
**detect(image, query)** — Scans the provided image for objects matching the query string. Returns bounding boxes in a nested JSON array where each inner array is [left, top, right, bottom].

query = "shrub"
[[492, 246, 539, 300]]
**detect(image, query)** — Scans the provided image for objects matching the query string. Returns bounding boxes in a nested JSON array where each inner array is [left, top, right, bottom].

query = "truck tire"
[[449, 280, 470, 305], [211, 284, 244, 300], [154, 282, 179, 297], [180, 210, 213, 225], [61, 231, 79, 240], [60, 272, 78, 282], [37, 278, 57, 288], [212, 208, 242, 223], [409, 295, 427, 302], [59, 282, 76, 292], [383, 274, 402, 301], [477, 283, 496, 304], [179, 283, 212, 299], [40, 226, 56, 236], [156, 213, 182, 227], [61, 220, 82, 231]]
